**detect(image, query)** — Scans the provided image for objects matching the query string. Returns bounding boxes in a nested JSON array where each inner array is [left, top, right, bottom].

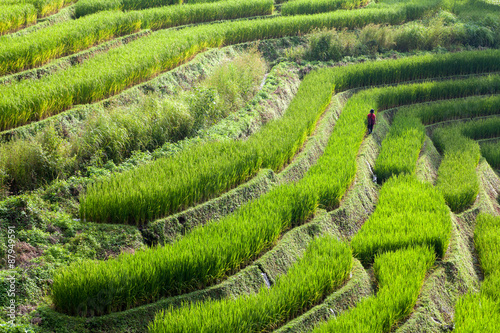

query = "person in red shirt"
[[367, 109, 376, 134]]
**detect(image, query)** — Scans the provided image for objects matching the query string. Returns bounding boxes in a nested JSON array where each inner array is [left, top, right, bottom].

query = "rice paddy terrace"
[[0, 0, 500, 332]]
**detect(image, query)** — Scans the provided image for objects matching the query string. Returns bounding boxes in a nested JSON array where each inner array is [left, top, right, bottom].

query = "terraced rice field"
[[0, 0, 499, 332]]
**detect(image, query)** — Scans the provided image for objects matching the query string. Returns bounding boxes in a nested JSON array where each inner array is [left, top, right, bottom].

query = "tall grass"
[[480, 140, 500, 169], [434, 129, 480, 213], [455, 214, 500, 331], [0, 0, 444, 130], [282, 0, 369, 16], [54, 183, 319, 316], [433, 117, 500, 212], [351, 174, 451, 266], [0, 3, 37, 34], [0, 0, 273, 75], [402, 94, 500, 125], [312, 246, 435, 333], [148, 236, 352, 333], [52, 55, 487, 315], [374, 115, 425, 182], [80, 68, 333, 224]]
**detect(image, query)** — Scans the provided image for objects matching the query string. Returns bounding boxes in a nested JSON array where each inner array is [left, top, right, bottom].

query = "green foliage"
[[148, 236, 352, 333], [0, 0, 273, 76], [82, 53, 500, 225], [80, 67, 333, 224], [480, 140, 500, 169], [351, 174, 450, 265], [375, 115, 425, 182], [0, 3, 36, 34], [0, 0, 441, 130], [0, 52, 265, 194], [402, 94, 500, 125], [312, 246, 435, 332], [53, 183, 319, 316], [435, 128, 481, 213], [282, 0, 369, 16], [455, 214, 500, 331], [432, 117, 500, 213]]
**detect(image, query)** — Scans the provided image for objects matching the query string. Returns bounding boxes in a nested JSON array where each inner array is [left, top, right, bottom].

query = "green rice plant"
[[402, 94, 500, 125], [53, 56, 488, 315], [374, 115, 425, 182], [480, 140, 500, 169], [474, 214, 500, 281], [80, 68, 333, 224], [282, 0, 369, 16], [148, 236, 352, 333], [432, 117, 500, 212], [456, 116, 500, 140], [454, 214, 500, 331], [454, 293, 500, 332], [75, 0, 182, 17], [0, 4, 37, 34], [53, 183, 319, 316], [0, 0, 273, 76], [82, 74, 500, 224], [351, 174, 451, 266], [434, 128, 480, 213], [312, 246, 435, 332], [0, 0, 444, 129]]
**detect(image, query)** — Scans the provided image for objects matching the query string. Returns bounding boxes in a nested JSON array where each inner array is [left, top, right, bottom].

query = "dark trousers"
[[368, 124, 374, 134]]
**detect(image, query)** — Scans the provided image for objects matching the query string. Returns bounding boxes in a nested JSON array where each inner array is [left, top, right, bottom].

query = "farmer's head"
[[370, 109, 374, 114]]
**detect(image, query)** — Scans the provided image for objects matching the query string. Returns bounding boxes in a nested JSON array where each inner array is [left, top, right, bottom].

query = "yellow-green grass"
[[455, 214, 500, 331], [433, 117, 500, 212], [53, 56, 488, 317], [312, 246, 435, 333], [80, 59, 500, 225], [351, 174, 451, 266], [375, 94, 500, 183], [0, 3, 37, 34], [148, 236, 352, 333], [0, 0, 273, 76], [0, 0, 442, 131], [480, 140, 500, 169], [282, 0, 369, 16], [374, 115, 425, 182]]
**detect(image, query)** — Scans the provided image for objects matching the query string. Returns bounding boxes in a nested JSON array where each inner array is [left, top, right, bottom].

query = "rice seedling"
[[53, 57, 488, 315], [80, 68, 334, 224], [401, 94, 500, 125], [148, 236, 352, 333], [374, 115, 425, 182], [454, 214, 500, 331], [82, 74, 500, 224], [0, 0, 446, 130], [312, 246, 435, 332], [53, 183, 319, 316], [282, 0, 369, 16], [0, 3, 37, 34], [433, 117, 500, 212], [0, 0, 273, 75], [351, 174, 451, 266], [480, 140, 500, 169]]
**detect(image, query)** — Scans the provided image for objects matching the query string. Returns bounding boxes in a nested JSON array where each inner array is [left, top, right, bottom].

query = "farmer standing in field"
[[367, 109, 376, 134]]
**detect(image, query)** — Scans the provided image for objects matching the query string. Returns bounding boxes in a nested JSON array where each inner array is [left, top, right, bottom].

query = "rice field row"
[[282, 0, 370, 16], [0, 0, 440, 131], [455, 214, 500, 331], [81, 51, 500, 225], [376, 92, 500, 193], [0, 0, 74, 34], [148, 236, 352, 332], [0, 0, 274, 75], [51, 49, 498, 317], [312, 245, 436, 332]]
